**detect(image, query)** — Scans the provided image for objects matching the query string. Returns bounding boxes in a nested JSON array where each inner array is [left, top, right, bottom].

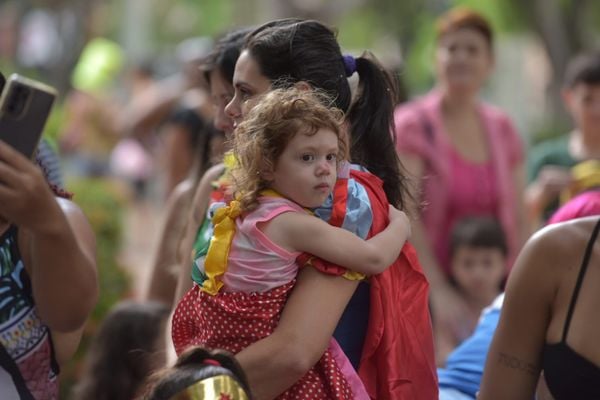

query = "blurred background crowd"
[[2, 0, 600, 398]]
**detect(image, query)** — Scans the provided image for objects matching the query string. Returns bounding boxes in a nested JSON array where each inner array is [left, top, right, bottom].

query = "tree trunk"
[[518, 0, 589, 128]]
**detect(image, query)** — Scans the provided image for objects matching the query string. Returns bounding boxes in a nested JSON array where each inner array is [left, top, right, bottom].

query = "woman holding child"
[[173, 18, 436, 400]]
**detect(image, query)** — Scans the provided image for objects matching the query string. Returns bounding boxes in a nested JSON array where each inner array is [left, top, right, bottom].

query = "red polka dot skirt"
[[172, 282, 355, 399]]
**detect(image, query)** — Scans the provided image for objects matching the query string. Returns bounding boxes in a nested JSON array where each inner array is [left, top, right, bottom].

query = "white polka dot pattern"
[[172, 283, 355, 399]]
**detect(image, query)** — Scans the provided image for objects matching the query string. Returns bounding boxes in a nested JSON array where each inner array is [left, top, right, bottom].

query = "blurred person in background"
[[116, 37, 214, 200], [107, 61, 158, 200], [436, 216, 507, 365], [0, 139, 97, 399], [145, 28, 250, 309], [526, 50, 600, 230], [479, 205, 600, 398], [156, 97, 219, 198], [439, 183, 600, 400], [59, 37, 124, 178], [547, 160, 600, 225], [72, 301, 170, 400], [394, 7, 526, 360], [144, 111, 221, 307]]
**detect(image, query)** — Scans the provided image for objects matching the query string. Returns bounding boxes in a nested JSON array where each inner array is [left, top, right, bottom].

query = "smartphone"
[[0, 73, 57, 159]]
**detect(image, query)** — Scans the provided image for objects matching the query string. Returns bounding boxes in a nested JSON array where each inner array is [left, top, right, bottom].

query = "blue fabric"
[[333, 280, 370, 369], [437, 294, 504, 398], [439, 388, 475, 400], [315, 165, 374, 369], [313, 178, 373, 239]]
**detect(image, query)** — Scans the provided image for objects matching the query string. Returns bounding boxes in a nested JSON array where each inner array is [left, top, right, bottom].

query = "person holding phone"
[[0, 138, 98, 398]]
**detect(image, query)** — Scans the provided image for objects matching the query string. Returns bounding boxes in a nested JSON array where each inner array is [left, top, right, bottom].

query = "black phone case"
[[0, 74, 57, 159]]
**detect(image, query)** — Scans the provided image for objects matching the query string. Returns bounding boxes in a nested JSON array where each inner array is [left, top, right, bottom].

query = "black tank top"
[[542, 218, 600, 399]]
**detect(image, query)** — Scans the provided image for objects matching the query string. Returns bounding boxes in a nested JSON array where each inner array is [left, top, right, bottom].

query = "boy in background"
[[526, 50, 600, 229], [436, 216, 507, 365]]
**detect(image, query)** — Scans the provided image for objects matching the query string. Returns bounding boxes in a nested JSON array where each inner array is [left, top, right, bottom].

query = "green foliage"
[[402, 13, 437, 95], [193, 0, 235, 37], [452, 0, 529, 32], [150, 0, 234, 48], [337, 6, 382, 50], [67, 178, 130, 318], [59, 178, 131, 399]]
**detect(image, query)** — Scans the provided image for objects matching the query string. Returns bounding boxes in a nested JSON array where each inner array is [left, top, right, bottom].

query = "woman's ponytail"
[[346, 53, 410, 209]]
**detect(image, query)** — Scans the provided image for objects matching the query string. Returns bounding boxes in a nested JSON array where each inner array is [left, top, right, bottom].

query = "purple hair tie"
[[343, 55, 356, 77]]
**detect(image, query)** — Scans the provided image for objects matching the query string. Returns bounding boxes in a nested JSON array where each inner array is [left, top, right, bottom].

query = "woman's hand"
[[526, 166, 572, 213], [0, 140, 63, 235]]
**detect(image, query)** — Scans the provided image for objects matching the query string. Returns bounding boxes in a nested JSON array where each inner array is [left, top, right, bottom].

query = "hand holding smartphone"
[[0, 74, 57, 159]]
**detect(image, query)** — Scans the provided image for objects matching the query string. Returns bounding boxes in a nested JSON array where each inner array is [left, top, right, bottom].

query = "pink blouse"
[[223, 196, 304, 292], [394, 90, 523, 273]]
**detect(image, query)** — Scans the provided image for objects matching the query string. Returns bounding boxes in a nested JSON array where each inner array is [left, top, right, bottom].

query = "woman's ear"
[[294, 81, 312, 91]]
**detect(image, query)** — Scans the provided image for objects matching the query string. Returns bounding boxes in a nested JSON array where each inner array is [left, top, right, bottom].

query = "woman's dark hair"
[[244, 18, 409, 208], [166, 107, 216, 184], [203, 28, 253, 85], [72, 301, 170, 400], [144, 346, 252, 400]]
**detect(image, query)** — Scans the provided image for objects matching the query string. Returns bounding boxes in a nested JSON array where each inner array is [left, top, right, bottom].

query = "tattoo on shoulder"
[[497, 352, 538, 376]]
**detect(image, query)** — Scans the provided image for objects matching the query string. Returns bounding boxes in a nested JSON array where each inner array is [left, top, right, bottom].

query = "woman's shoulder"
[[56, 197, 95, 239], [478, 101, 515, 126], [526, 217, 598, 267], [393, 95, 431, 124], [169, 179, 195, 207], [201, 163, 227, 183]]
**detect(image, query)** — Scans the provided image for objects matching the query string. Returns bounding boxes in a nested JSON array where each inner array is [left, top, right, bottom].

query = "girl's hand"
[[0, 140, 63, 235], [388, 205, 412, 239]]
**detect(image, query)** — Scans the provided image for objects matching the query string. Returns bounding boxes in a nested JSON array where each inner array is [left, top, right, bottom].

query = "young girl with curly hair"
[[173, 88, 410, 399]]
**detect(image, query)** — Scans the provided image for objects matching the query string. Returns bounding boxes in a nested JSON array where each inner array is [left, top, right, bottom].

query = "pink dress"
[[172, 196, 369, 400], [394, 90, 524, 272]]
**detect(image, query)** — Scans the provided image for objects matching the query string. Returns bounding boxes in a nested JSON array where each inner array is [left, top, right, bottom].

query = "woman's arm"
[[0, 141, 97, 332], [25, 197, 98, 332], [236, 267, 359, 400], [524, 165, 572, 232], [145, 180, 193, 307], [399, 152, 470, 338], [479, 229, 557, 399], [163, 124, 195, 195], [268, 205, 410, 275]]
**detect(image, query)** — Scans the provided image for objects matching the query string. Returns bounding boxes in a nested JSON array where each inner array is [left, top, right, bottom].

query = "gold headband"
[[174, 375, 250, 400]]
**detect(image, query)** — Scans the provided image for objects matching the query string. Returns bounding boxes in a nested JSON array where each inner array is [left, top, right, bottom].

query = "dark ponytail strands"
[[347, 53, 411, 209]]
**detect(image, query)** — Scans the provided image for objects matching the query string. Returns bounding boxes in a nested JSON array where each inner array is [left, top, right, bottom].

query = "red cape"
[[300, 169, 438, 399]]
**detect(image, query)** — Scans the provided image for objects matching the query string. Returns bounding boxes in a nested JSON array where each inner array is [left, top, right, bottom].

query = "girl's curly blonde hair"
[[232, 87, 346, 211]]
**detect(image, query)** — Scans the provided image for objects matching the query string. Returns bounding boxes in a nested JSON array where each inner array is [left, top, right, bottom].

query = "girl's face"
[[225, 50, 272, 127], [209, 69, 235, 136], [265, 128, 339, 208], [435, 28, 493, 95]]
